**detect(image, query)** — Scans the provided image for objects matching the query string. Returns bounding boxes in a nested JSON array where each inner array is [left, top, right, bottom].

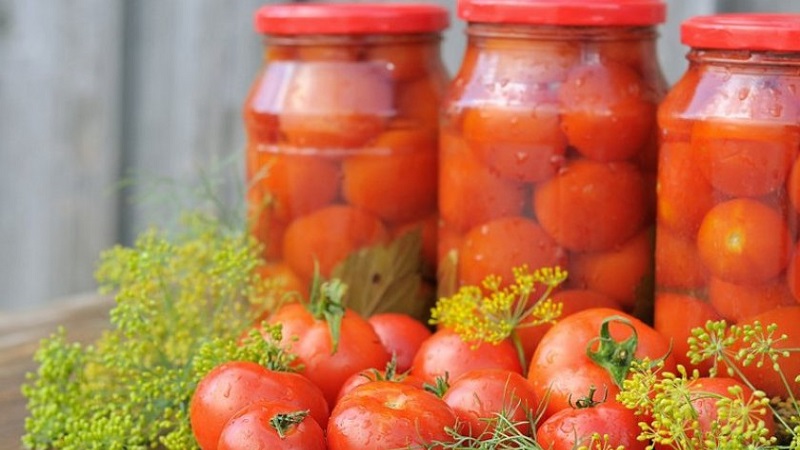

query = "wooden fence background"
[[1, 0, 797, 312]]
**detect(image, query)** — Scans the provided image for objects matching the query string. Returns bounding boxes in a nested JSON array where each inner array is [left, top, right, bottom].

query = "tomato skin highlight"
[[217, 401, 327, 450], [411, 328, 523, 384], [527, 308, 675, 420], [189, 362, 329, 450], [327, 381, 457, 450]]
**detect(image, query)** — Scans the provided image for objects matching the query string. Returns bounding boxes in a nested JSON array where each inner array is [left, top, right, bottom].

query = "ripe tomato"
[[252, 153, 341, 222], [692, 120, 799, 198], [189, 362, 329, 450], [654, 293, 721, 374], [534, 160, 647, 252], [411, 328, 523, 384], [327, 381, 457, 450], [696, 198, 792, 285], [516, 289, 621, 364], [282, 205, 388, 282], [342, 129, 437, 224], [367, 312, 432, 373], [217, 401, 326, 450], [685, 377, 776, 442], [708, 276, 796, 323], [528, 308, 675, 419], [442, 369, 539, 439], [657, 141, 716, 236], [367, 42, 430, 81], [396, 75, 445, 125], [255, 262, 308, 300], [567, 228, 653, 309], [536, 399, 646, 450], [654, 226, 709, 290], [461, 102, 567, 183], [279, 63, 390, 149], [559, 61, 656, 162], [439, 132, 526, 233], [731, 306, 800, 398], [336, 366, 426, 404], [458, 216, 567, 291], [269, 306, 391, 407]]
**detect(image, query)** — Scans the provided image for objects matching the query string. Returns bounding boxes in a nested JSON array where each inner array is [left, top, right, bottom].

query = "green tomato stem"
[[586, 316, 639, 388]]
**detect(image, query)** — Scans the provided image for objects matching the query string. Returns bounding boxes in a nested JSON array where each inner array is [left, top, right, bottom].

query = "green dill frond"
[[22, 213, 294, 449]]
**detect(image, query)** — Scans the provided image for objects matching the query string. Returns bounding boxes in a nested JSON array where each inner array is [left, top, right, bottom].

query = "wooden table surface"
[[0, 294, 112, 450]]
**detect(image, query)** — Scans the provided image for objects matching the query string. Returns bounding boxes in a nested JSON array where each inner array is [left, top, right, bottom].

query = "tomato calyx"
[[307, 268, 347, 354], [269, 409, 310, 439], [586, 316, 639, 388], [424, 374, 451, 398], [568, 385, 608, 410]]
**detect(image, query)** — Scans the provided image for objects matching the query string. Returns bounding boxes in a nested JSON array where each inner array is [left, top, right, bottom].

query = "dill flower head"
[[429, 265, 566, 347]]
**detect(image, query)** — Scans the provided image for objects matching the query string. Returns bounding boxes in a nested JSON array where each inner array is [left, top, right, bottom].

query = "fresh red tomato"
[[269, 306, 391, 407], [336, 364, 427, 404], [217, 401, 326, 450], [189, 362, 329, 450], [536, 398, 646, 450], [686, 377, 776, 442], [367, 312, 432, 373], [527, 308, 675, 419], [411, 328, 523, 384], [442, 369, 539, 439], [516, 289, 622, 364], [327, 381, 457, 450]]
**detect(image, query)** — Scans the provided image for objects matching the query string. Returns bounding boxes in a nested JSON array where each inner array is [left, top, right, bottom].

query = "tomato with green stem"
[[527, 308, 675, 419], [536, 386, 646, 450], [217, 402, 326, 450], [441, 368, 540, 439], [411, 328, 523, 384], [189, 361, 329, 450], [327, 381, 457, 450], [335, 356, 426, 404], [266, 277, 390, 407]]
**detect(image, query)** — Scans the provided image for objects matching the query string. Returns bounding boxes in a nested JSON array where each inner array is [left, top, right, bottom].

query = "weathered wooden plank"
[[120, 0, 266, 243], [0, 0, 124, 311]]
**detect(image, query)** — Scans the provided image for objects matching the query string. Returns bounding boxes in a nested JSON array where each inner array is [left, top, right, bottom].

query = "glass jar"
[[244, 4, 449, 318], [655, 14, 800, 378], [439, 0, 667, 339]]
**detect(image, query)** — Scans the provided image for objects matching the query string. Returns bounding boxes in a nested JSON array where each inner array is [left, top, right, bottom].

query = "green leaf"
[[331, 229, 431, 321]]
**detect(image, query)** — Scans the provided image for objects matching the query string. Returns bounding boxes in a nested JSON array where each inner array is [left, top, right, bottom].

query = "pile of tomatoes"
[[187, 295, 786, 449]]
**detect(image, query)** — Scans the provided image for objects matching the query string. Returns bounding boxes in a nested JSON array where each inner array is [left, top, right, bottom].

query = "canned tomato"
[[655, 14, 800, 378], [439, 0, 667, 321], [244, 4, 449, 317]]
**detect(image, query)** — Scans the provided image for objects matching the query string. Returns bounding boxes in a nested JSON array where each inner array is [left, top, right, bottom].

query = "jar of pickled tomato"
[[244, 3, 449, 317], [655, 14, 800, 384], [439, 0, 667, 339]]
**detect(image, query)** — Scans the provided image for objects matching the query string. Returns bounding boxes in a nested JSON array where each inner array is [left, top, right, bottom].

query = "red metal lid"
[[682, 14, 800, 51], [254, 3, 450, 35], [457, 0, 666, 26]]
